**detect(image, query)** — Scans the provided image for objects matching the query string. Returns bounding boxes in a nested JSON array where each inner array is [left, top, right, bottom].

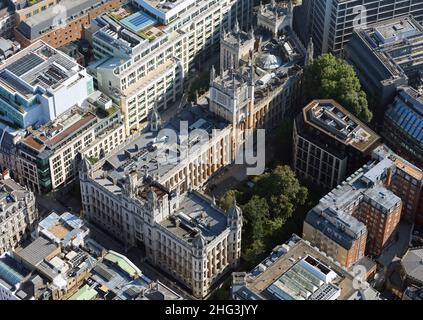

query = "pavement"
[[377, 220, 413, 268]]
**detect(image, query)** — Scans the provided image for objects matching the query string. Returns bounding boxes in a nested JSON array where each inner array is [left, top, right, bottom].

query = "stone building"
[[0, 171, 37, 255]]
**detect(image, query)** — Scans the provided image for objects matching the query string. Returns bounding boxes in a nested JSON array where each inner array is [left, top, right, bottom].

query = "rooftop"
[[305, 207, 367, 250], [37, 211, 89, 247], [0, 176, 32, 213], [15, 236, 58, 268], [19, 92, 117, 154], [0, 41, 82, 98], [0, 253, 30, 291], [234, 236, 359, 300], [160, 191, 228, 243], [213, 32, 304, 105], [16, 0, 113, 40], [385, 87, 423, 148], [401, 247, 423, 285], [92, 103, 228, 194], [303, 100, 380, 152], [86, 250, 182, 300]]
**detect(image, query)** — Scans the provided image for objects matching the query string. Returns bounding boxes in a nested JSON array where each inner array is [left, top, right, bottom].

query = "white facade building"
[[0, 41, 94, 129]]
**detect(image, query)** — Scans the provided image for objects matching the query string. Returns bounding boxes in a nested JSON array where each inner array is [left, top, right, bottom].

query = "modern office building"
[[0, 171, 37, 255], [309, 0, 423, 54], [0, 41, 94, 129], [14, 0, 126, 48], [345, 16, 423, 113], [88, 0, 253, 135], [383, 87, 423, 169], [293, 100, 380, 190], [13, 91, 126, 194], [231, 235, 376, 300]]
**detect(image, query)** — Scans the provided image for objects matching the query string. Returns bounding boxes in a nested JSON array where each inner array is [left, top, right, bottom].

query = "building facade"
[[309, 0, 423, 54], [14, 0, 126, 48], [14, 92, 126, 194], [293, 100, 380, 191], [80, 155, 242, 298], [303, 207, 368, 269], [0, 171, 37, 255], [345, 16, 423, 113], [0, 41, 94, 129], [383, 87, 423, 169], [304, 144, 423, 267]]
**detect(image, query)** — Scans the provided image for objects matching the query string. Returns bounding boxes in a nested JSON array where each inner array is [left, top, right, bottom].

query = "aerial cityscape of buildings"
[[0, 0, 422, 304]]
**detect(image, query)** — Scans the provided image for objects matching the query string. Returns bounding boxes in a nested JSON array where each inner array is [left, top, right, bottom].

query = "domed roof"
[[257, 53, 283, 70]]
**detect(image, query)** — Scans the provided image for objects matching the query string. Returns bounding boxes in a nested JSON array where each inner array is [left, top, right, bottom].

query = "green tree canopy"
[[218, 166, 309, 268], [252, 165, 308, 219], [216, 189, 239, 212], [304, 53, 373, 123]]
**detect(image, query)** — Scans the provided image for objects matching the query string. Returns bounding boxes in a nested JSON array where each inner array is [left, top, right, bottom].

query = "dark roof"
[[305, 208, 367, 250], [15, 237, 58, 268]]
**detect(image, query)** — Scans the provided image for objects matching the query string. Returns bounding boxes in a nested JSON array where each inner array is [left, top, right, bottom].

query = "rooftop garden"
[[95, 105, 118, 119]]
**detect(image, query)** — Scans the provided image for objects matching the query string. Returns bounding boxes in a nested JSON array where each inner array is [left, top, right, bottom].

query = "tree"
[[242, 195, 269, 244], [304, 53, 373, 123], [217, 189, 239, 211], [252, 165, 308, 219]]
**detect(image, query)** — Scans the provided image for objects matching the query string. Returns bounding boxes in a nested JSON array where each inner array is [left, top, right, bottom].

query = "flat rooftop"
[[15, 236, 58, 268], [0, 41, 80, 97], [241, 238, 357, 300], [139, 0, 196, 15], [303, 100, 380, 152], [160, 192, 228, 243], [363, 186, 401, 213], [19, 93, 115, 154], [17, 0, 112, 39], [374, 17, 422, 45], [0, 254, 29, 291]]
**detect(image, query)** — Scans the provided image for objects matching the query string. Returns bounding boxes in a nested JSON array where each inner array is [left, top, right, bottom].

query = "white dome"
[[257, 54, 283, 70]]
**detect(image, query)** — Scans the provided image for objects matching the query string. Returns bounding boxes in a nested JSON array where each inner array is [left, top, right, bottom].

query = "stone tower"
[[227, 198, 243, 268]]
